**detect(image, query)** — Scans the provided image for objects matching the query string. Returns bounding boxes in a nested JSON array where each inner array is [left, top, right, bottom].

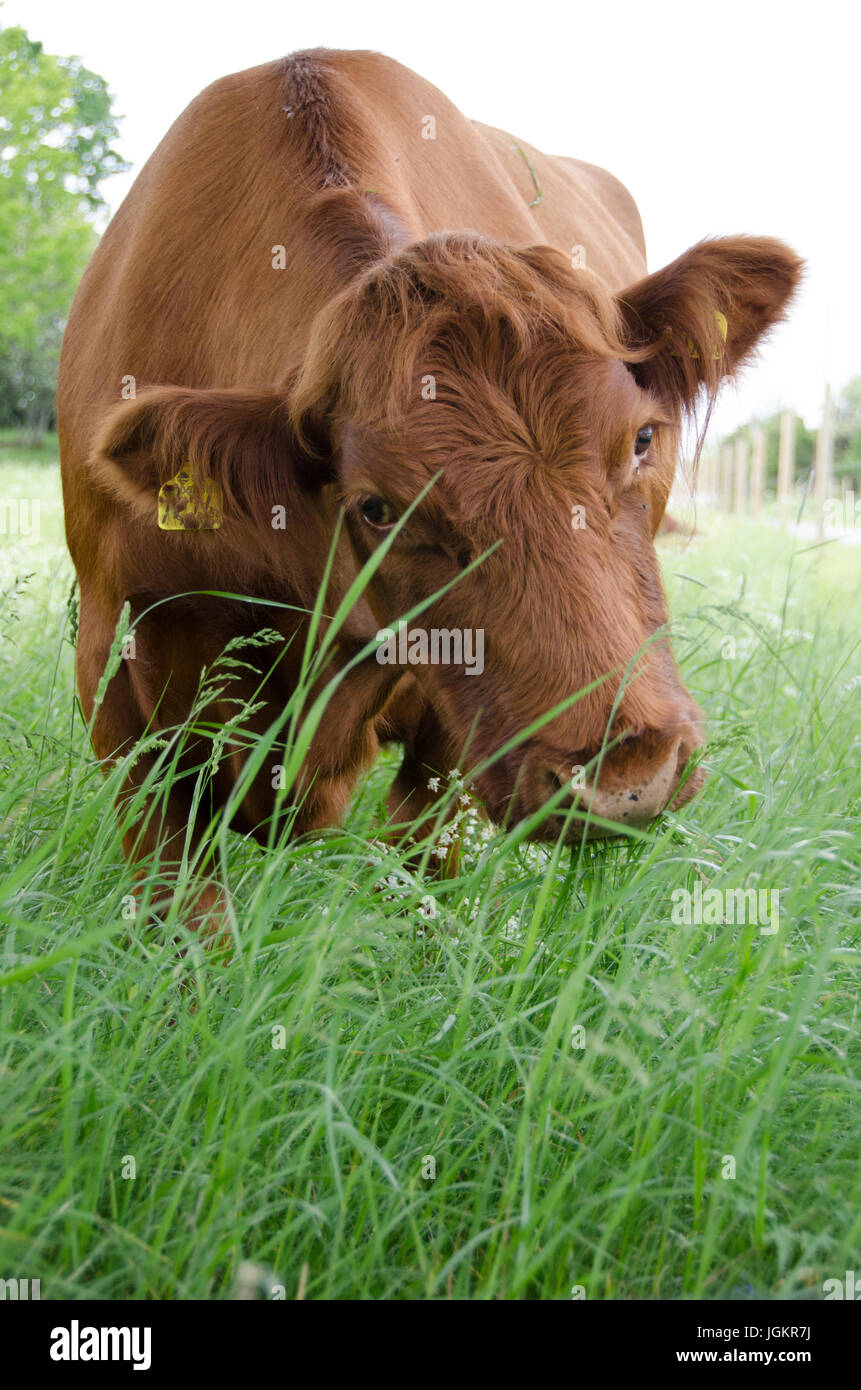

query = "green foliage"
[[0, 454, 858, 1299], [0, 24, 128, 431], [833, 377, 861, 478]]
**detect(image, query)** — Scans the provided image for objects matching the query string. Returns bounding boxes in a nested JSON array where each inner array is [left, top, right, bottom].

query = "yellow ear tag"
[[157, 465, 222, 531], [670, 310, 729, 361]]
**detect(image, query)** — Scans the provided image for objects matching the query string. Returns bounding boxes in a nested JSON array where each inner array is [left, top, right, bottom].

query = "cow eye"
[[358, 495, 396, 529], [634, 426, 654, 457]]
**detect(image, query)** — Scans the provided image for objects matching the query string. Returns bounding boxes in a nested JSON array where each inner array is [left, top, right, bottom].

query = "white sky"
[[7, 0, 860, 436]]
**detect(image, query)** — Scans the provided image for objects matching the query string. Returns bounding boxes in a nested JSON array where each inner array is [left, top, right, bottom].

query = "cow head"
[[93, 232, 801, 840]]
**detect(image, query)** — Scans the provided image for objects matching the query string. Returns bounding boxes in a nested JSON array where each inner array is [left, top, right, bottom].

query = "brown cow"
[[58, 48, 801, 915]]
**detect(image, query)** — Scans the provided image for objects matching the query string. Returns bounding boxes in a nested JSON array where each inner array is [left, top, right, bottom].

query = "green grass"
[[0, 426, 62, 468], [0, 444, 859, 1301]]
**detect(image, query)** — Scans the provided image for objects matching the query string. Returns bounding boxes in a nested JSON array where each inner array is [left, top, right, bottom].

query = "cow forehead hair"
[[340, 349, 661, 485], [337, 352, 662, 542], [290, 232, 651, 442]]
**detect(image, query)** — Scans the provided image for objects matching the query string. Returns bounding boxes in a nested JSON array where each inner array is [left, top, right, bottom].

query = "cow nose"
[[544, 724, 706, 830]]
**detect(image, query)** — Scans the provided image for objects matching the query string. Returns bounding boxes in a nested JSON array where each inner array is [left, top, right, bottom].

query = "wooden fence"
[[695, 388, 857, 536]]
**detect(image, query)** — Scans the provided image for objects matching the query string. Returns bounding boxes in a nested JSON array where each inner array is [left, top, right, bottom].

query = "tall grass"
[[0, 448, 858, 1299]]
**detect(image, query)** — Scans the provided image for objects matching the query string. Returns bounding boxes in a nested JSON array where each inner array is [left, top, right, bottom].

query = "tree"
[[0, 23, 128, 434], [833, 376, 861, 482]]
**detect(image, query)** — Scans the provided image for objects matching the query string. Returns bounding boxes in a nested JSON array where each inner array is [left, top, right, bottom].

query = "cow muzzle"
[[526, 720, 706, 839]]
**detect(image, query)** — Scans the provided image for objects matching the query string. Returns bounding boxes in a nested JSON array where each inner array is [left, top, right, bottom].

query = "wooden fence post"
[[777, 410, 795, 525], [719, 443, 732, 512], [699, 449, 717, 507], [814, 385, 833, 539], [751, 425, 766, 519], [733, 437, 748, 515]]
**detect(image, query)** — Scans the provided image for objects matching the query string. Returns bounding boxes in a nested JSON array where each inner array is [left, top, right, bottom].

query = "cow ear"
[[616, 236, 803, 410], [91, 385, 325, 528]]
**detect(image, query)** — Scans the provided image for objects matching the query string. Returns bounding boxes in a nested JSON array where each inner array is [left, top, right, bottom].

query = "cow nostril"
[[675, 731, 703, 779]]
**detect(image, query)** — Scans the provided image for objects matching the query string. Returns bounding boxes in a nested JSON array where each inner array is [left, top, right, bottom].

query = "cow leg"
[[77, 598, 230, 940], [78, 599, 385, 934]]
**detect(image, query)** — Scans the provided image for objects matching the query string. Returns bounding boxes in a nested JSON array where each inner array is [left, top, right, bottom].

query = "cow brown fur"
[[58, 49, 802, 916]]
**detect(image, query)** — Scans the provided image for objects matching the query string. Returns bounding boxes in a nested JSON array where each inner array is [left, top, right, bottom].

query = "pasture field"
[[0, 436, 859, 1300]]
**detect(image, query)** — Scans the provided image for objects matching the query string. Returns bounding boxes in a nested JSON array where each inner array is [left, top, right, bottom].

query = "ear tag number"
[[669, 309, 728, 360], [157, 465, 222, 530]]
